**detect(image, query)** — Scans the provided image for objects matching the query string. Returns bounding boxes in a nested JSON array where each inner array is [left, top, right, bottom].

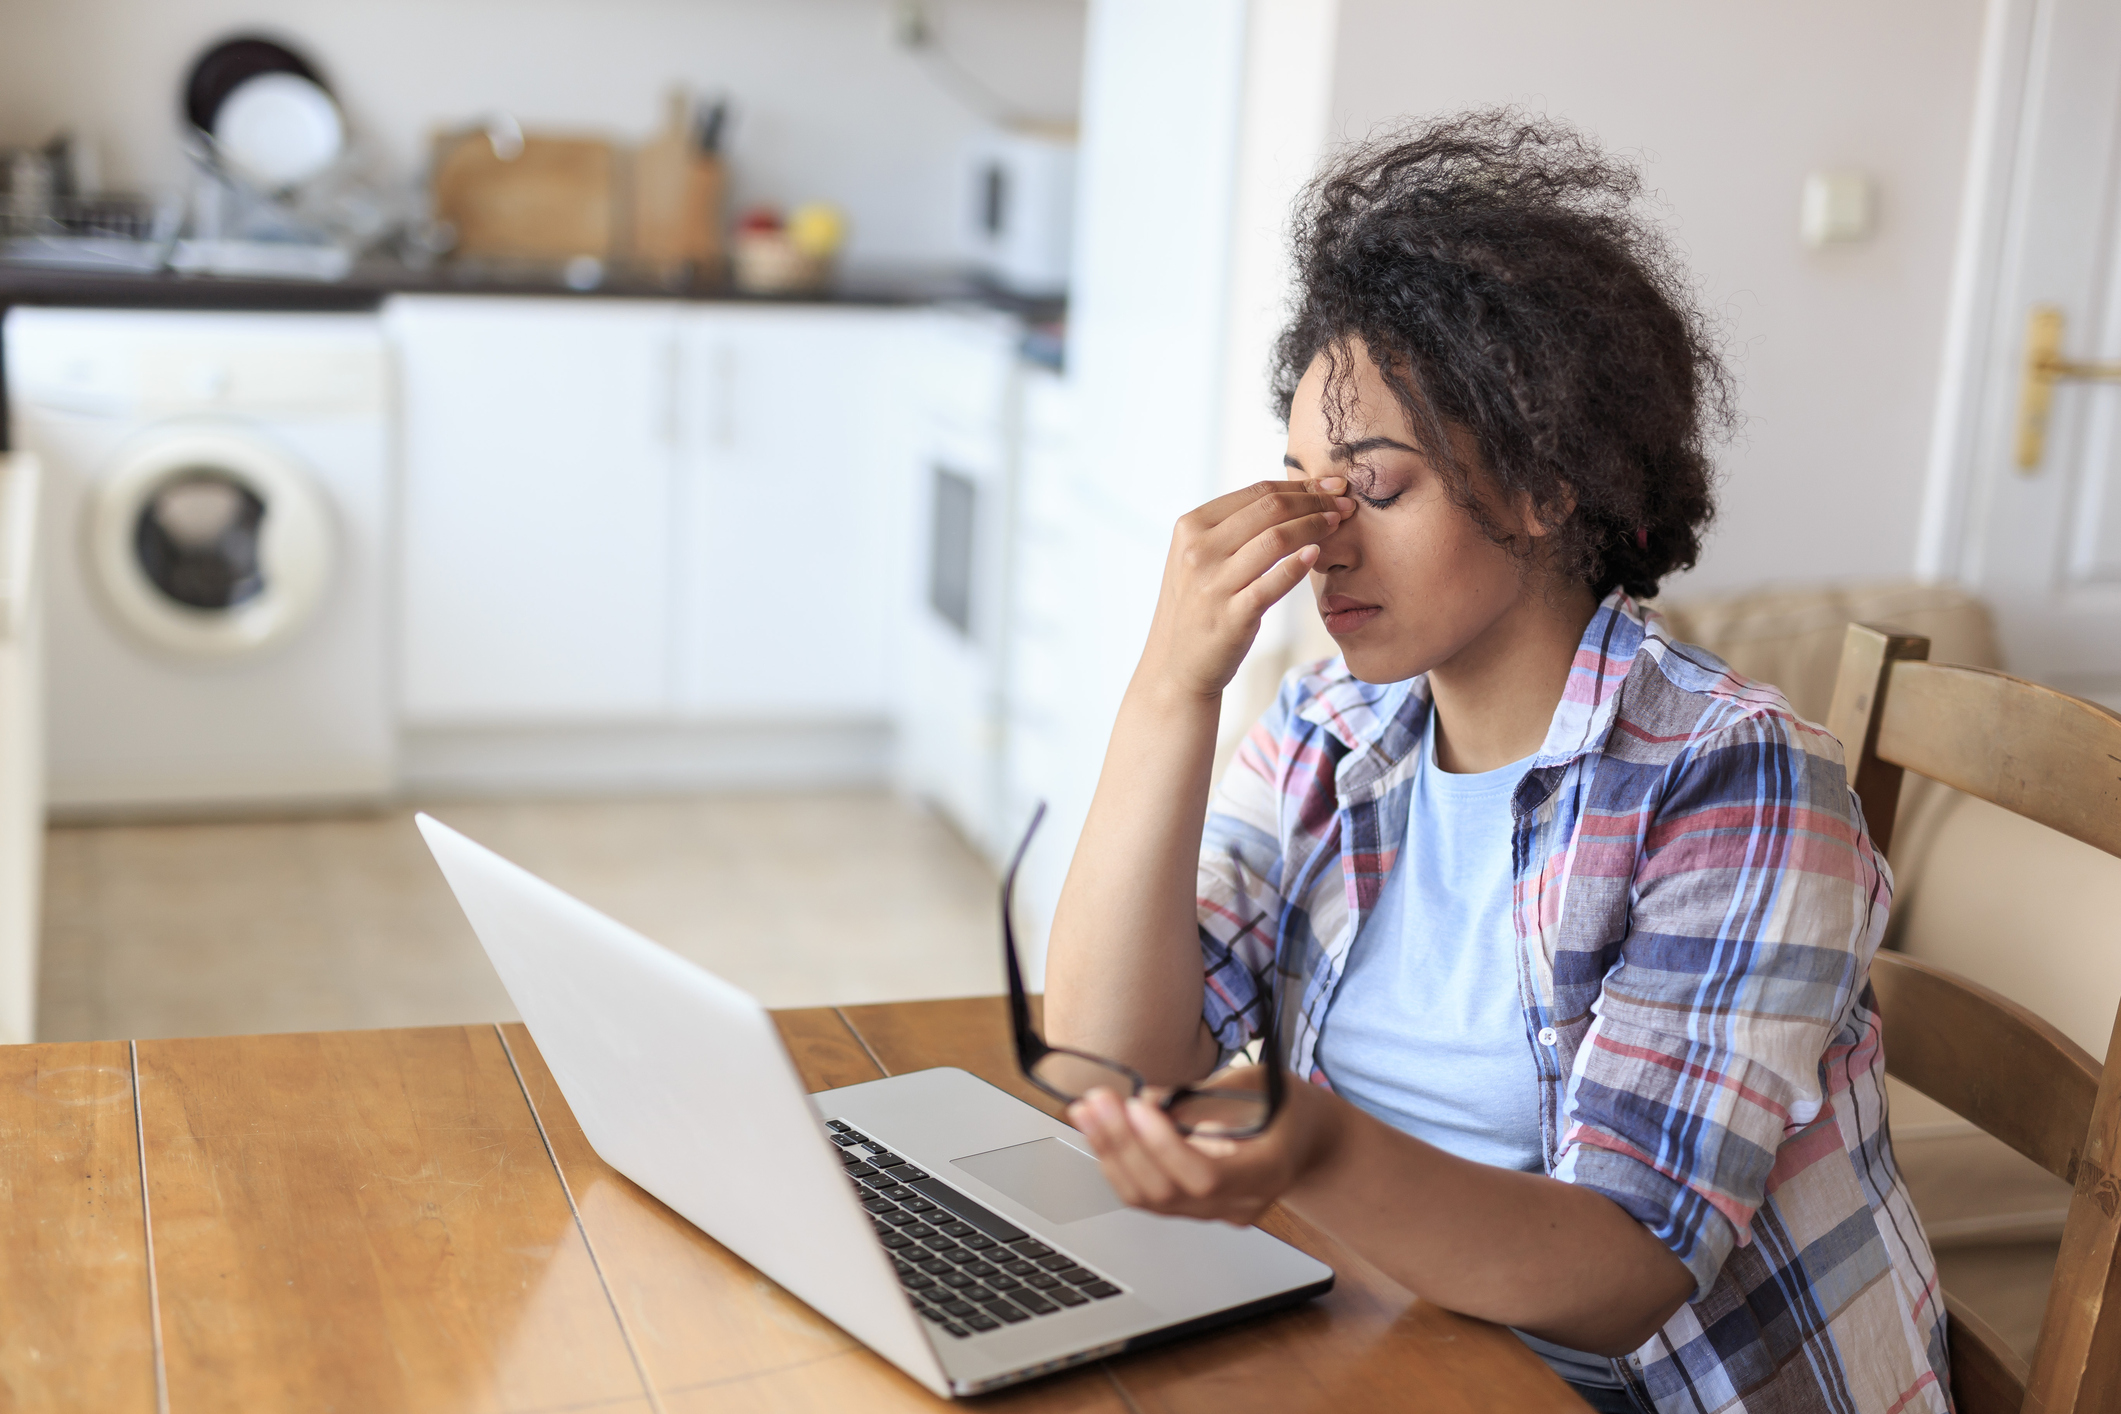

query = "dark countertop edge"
[[0, 261, 1068, 321]]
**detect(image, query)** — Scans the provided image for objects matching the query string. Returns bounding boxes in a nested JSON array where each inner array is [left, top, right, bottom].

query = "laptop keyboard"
[[825, 1118, 1125, 1338]]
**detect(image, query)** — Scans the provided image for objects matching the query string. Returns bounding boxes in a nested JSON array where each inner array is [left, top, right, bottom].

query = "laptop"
[[416, 813, 1334, 1397]]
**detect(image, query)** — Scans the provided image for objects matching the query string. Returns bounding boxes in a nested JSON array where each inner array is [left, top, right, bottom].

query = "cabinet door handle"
[[662, 336, 681, 447], [713, 344, 737, 450]]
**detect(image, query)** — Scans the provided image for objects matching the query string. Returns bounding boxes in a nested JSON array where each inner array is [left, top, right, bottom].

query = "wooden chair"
[[1827, 625, 2121, 1414]]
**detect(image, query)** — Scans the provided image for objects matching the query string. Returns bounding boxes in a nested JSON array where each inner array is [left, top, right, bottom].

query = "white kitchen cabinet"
[[391, 296, 681, 723], [673, 306, 917, 719], [890, 310, 1027, 859]]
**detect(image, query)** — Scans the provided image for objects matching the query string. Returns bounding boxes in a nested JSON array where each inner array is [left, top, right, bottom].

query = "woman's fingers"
[[1197, 490, 1353, 565], [1185, 477, 1345, 534], [1073, 1092, 1181, 1205], [1123, 1097, 1225, 1199], [1217, 509, 1341, 598]]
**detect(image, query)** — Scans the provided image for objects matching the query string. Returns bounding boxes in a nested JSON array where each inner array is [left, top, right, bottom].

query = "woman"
[[1042, 113, 1945, 1414]]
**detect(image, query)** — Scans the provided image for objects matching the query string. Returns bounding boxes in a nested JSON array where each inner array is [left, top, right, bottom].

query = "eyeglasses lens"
[[1166, 1087, 1272, 1138], [1028, 1049, 1142, 1104]]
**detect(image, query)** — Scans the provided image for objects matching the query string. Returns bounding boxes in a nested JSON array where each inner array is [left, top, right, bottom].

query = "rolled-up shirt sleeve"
[[1197, 675, 1310, 1064], [1551, 710, 1894, 1298]]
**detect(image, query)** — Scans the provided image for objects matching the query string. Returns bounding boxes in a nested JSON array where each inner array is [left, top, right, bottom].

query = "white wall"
[[1329, 0, 1989, 596], [0, 0, 1084, 265]]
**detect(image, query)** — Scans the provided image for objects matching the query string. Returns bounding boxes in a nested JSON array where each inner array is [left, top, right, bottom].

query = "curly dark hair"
[[1271, 110, 1734, 599]]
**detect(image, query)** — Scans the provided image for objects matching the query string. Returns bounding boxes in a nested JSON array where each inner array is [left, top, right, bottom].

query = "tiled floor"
[[34, 795, 2062, 1369], [37, 790, 1001, 1043]]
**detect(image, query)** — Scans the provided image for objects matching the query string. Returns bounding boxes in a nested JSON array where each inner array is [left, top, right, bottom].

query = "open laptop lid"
[[415, 813, 952, 1397]]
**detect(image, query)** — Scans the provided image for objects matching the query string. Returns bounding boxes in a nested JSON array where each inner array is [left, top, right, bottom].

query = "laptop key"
[[939, 1221, 975, 1237], [938, 1272, 975, 1288], [1052, 1266, 1094, 1284], [884, 1164, 928, 1181], [963, 1313, 1000, 1332], [1010, 1241, 1054, 1259], [1002, 1259, 1038, 1276], [1033, 1254, 1075, 1271], [901, 1197, 937, 1213], [943, 1322, 970, 1338], [939, 1299, 976, 1317], [830, 1133, 861, 1147], [1049, 1287, 1089, 1307], [900, 1223, 937, 1239], [827, 1119, 852, 1132], [984, 1301, 1031, 1324], [960, 1233, 997, 1250], [880, 1233, 913, 1250], [1013, 1291, 1057, 1314], [915, 1305, 948, 1321], [861, 1198, 894, 1215], [1025, 1273, 1061, 1289], [962, 1261, 998, 1278], [1081, 1282, 1123, 1299], [917, 1258, 952, 1275], [901, 1271, 934, 1288], [904, 1178, 1028, 1243], [864, 1150, 901, 1165], [987, 1274, 1022, 1290], [844, 1162, 878, 1179]]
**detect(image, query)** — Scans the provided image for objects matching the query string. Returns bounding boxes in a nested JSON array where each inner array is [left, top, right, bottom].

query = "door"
[[673, 307, 914, 719], [1925, 0, 2121, 706], [392, 297, 680, 722]]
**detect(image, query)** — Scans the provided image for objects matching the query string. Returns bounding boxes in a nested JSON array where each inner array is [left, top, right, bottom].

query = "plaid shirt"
[[1197, 593, 1948, 1414]]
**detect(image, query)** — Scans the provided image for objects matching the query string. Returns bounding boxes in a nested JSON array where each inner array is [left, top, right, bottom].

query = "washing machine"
[[4, 308, 394, 812]]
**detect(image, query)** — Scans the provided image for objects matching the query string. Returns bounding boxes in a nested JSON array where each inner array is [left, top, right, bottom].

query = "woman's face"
[[1283, 343, 1535, 684]]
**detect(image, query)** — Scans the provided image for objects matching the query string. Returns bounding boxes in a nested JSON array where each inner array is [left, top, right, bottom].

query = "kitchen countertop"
[[0, 257, 1067, 319]]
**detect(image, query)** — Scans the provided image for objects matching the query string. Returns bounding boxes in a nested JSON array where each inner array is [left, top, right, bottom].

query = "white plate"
[[214, 72, 344, 188]]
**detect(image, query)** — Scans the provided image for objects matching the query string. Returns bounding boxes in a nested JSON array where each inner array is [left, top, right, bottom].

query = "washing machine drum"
[[89, 427, 334, 659]]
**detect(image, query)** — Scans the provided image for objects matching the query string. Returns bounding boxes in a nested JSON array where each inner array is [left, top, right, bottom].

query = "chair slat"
[[1874, 951, 2100, 1185], [1875, 661, 2121, 862], [1946, 1294, 2031, 1414]]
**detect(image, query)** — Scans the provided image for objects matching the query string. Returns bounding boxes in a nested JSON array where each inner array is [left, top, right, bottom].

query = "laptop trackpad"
[[952, 1137, 1126, 1224]]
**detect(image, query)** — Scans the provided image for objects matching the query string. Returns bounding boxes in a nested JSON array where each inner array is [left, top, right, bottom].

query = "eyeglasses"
[[1001, 802, 1285, 1139]]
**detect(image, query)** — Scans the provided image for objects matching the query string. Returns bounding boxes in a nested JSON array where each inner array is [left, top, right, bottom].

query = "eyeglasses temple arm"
[[1002, 803, 1049, 1071]]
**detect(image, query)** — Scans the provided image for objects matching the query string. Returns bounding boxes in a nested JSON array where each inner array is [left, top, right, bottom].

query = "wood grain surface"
[[0, 1039, 157, 1412], [134, 1026, 649, 1414], [0, 1001, 1586, 1412]]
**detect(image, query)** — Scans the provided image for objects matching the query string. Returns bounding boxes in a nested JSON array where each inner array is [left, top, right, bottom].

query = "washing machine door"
[[87, 425, 333, 659]]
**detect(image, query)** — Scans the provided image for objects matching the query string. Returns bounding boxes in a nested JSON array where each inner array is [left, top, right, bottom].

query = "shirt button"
[[1537, 1027, 1559, 1047]]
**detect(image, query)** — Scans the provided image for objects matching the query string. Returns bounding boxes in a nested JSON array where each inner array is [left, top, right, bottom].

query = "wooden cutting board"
[[432, 133, 615, 261]]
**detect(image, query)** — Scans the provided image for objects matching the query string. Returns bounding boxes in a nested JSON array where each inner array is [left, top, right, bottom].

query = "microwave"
[[960, 128, 1075, 298]]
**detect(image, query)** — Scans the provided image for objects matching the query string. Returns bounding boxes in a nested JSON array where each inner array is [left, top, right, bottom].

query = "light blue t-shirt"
[[1315, 717, 1622, 1391]]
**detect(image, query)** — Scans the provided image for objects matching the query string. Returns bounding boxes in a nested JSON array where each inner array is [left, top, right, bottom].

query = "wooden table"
[[0, 998, 1587, 1412]]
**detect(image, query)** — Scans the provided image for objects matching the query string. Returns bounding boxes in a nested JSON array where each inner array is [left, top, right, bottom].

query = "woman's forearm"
[[1287, 1097, 1694, 1354], [1042, 671, 1225, 1085]]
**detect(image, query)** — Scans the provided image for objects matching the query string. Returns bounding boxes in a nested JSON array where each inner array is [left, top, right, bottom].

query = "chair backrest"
[[1827, 624, 2121, 1414]]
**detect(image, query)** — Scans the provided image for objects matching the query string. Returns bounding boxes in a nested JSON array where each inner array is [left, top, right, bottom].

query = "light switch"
[[1801, 171, 1874, 247]]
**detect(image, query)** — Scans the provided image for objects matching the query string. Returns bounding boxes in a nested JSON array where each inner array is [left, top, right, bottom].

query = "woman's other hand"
[[1066, 1068, 1342, 1226], [1143, 479, 1353, 699]]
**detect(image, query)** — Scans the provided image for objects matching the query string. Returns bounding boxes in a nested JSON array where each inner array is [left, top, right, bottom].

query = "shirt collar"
[[1293, 589, 1654, 777]]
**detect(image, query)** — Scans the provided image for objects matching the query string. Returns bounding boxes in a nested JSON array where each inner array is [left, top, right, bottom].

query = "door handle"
[[2015, 304, 2121, 472]]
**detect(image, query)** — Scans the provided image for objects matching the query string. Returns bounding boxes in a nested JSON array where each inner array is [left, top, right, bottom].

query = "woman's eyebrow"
[[1330, 436, 1420, 461]]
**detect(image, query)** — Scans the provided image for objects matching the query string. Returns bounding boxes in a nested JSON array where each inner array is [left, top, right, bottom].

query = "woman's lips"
[[1320, 594, 1382, 635]]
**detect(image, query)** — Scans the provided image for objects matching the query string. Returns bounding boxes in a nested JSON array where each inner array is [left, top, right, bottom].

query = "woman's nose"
[[1314, 498, 1358, 573]]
